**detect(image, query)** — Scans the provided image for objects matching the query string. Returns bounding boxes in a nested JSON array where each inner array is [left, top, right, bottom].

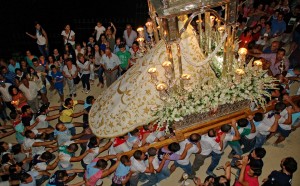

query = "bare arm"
[[26, 32, 37, 39], [45, 113, 60, 121], [99, 140, 113, 153], [238, 156, 250, 186], [0, 130, 15, 138], [247, 115, 256, 133], [231, 120, 241, 141], [269, 115, 280, 132]]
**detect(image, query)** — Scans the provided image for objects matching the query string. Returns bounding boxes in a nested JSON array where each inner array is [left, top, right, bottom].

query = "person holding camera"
[[101, 48, 120, 87]]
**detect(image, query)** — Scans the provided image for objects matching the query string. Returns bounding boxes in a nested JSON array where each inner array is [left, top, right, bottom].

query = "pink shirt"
[[235, 165, 259, 186]]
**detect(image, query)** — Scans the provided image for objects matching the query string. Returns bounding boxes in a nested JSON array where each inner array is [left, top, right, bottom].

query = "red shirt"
[[234, 165, 259, 186]]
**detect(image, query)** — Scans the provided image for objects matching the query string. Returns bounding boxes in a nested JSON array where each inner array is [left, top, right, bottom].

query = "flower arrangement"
[[154, 65, 277, 129]]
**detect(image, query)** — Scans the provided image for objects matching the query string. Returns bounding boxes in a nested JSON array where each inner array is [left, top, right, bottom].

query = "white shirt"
[[83, 146, 100, 164], [59, 141, 74, 168], [24, 138, 45, 156], [20, 171, 38, 186], [95, 26, 106, 41], [35, 115, 49, 129], [63, 65, 77, 77], [176, 139, 199, 165], [76, 60, 90, 75], [19, 81, 39, 101], [36, 30, 46, 45], [200, 134, 221, 156], [0, 83, 12, 102], [213, 132, 234, 154], [145, 156, 159, 175], [61, 30, 75, 45], [123, 30, 137, 47], [101, 53, 120, 69], [257, 109, 288, 135], [130, 156, 147, 175]]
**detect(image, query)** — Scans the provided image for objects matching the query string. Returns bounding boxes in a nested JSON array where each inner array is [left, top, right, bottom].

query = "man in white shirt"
[[255, 102, 291, 148], [206, 122, 240, 177], [23, 130, 56, 156], [101, 48, 120, 87], [123, 24, 137, 47], [130, 150, 154, 186], [170, 133, 201, 177], [20, 171, 50, 186], [0, 81, 15, 112], [58, 141, 92, 172], [191, 129, 222, 179], [18, 78, 39, 113]]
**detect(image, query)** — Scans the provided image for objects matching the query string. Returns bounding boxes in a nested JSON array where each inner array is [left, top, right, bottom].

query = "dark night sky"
[[0, 0, 148, 58]]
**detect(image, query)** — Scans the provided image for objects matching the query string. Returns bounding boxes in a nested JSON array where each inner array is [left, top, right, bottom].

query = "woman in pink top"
[[235, 156, 261, 186]]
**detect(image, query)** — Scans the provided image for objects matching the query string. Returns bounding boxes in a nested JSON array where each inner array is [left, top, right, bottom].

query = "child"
[[50, 65, 64, 103], [10, 112, 25, 144], [93, 21, 106, 42], [89, 55, 95, 85], [112, 155, 132, 186]]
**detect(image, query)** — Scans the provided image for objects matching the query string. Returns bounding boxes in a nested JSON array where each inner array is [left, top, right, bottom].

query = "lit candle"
[[162, 61, 172, 71], [156, 83, 167, 91], [238, 48, 248, 65], [145, 21, 153, 34], [156, 83, 168, 100], [253, 60, 262, 71], [218, 25, 225, 34], [163, 30, 167, 40], [181, 74, 191, 80], [235, 68, 245, 83], [137, 27, 144, 38], [148, 67, 158, 81], [137, 37, 144, 46], [238, 48, 247, 56]]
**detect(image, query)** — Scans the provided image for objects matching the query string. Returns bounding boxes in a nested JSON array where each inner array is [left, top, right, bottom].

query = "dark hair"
[[20, 172, 31, 183], [12, 144, 22, 155], [221, 124, 231, 133], [21, 105, 31, 114], [283, 157, 298, 174], [243, 28, 252, 37], [55, 170, 68, 181], [119, 43, 126, 49], [133, 150, 143, 160], [96, 159, 108, 169], [168, 142, 181, 152], [237, 118, 248, 128], [50, 65, 56, 70], [251, 167, 262, 176], [254, 147, 266, 159], [34, 22, 45, 36], [189, 133, 201, 143], [120, 155, 130, 165], [1, 153, 11, 164], [208, 129, 216, 137], [67, 143, 79, 152], [55, 123, 63, 131], [10, 112, 18, 120], [64, 98, 72, 106], [86, 96, 95, 104], [274, 102, 286, 112], [254, 113, 263, 122], [0, 141, 6, 153], [9, 164, 18, 174], [130, 128, 139, 136], [214, 175, 230, 186], [147, 147, 157, 157], [8, 85, 20, 96], [41, 151, 53, 161], [132, 41, 139, 46], [32, 58, 38, 63], [15, 68, 22, 74], [278, 48, 286, 55], [25, 130, 33, 138], [88, 136, 98, 148]]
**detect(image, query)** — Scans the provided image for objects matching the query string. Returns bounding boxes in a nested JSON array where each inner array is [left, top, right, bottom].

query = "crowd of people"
[[0, 0, 299, 185]]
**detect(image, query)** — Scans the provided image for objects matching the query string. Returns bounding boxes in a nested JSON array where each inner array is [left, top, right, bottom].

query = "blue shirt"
[[3, 71, 16, 85], [8, 63, 20, 73], [271, 19, 286, 35], [115, 163, 130, 177], [51, 71, 64, 89], [86, 161, 100, 179]]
